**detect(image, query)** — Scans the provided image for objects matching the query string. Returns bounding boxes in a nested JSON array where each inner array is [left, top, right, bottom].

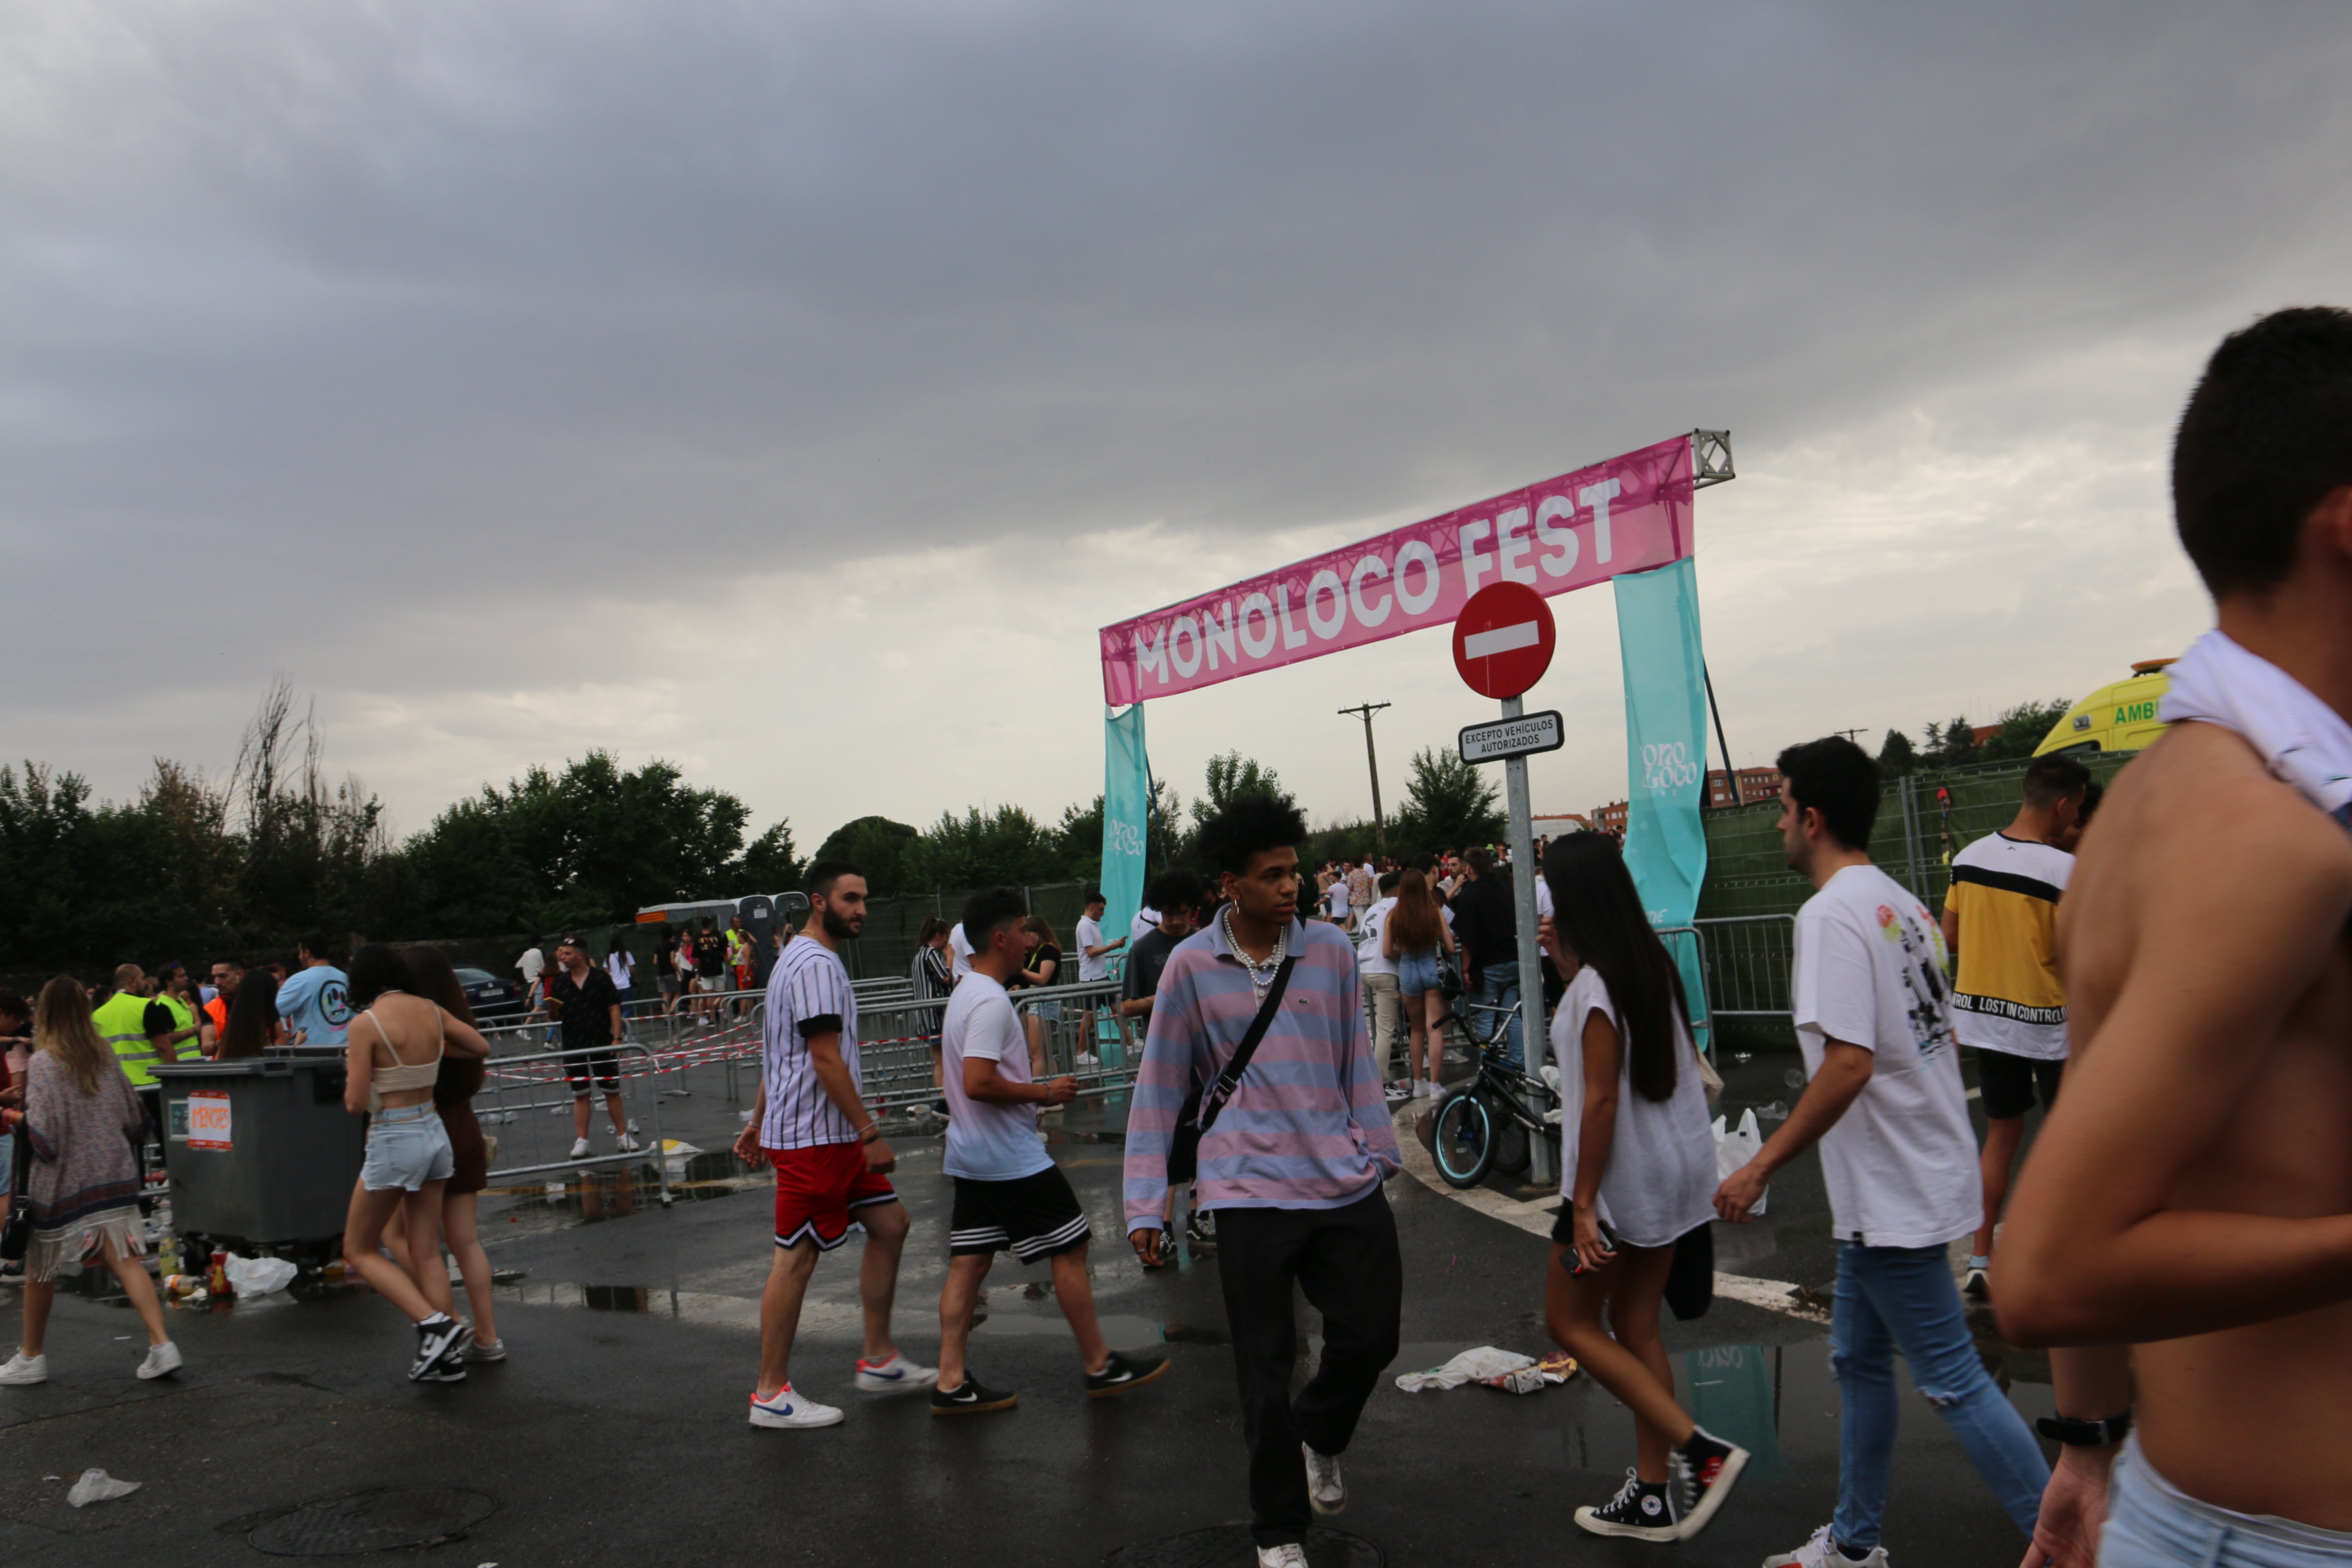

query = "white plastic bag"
[[1394, 1346, 1537, 1393], [224, 1254, 298, 1297], [67, 1469, 141, 1507], [1712, 1109, 1768, 1218]]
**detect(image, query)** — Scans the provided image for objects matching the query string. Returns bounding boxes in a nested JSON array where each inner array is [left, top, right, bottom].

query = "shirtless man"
[[1998, 306, 2352, 1568]]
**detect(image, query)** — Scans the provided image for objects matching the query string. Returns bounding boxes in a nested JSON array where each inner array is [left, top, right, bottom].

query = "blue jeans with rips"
[[1831, 1240, 2047, 1550], [1475, 962, 1522, 1067]]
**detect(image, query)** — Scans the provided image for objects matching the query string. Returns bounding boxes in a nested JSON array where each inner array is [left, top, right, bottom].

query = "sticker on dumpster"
[[186, 1091, 233, 1151]]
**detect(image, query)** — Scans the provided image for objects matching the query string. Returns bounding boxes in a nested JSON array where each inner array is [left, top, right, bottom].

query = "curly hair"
[[1191, 790, 1308, 876]]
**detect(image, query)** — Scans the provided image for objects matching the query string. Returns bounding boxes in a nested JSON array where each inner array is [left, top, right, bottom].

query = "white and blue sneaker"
[[748, 1384, 844, 1429], [853, 1351, 939, 1393]]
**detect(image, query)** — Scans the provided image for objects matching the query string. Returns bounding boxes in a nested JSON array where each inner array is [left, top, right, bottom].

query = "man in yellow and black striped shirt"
[[1940, 753, 2093, 1298]]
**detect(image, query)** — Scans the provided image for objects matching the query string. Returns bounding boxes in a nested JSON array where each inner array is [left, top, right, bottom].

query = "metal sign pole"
[[1500, 695, 1553, 1184]]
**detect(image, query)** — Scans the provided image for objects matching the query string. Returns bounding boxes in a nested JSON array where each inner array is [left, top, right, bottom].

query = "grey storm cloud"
[[6, 0, 2352, 826]]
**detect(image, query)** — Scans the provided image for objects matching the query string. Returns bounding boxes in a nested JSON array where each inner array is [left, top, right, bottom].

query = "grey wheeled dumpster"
[[150, 1053, 368, 1249]]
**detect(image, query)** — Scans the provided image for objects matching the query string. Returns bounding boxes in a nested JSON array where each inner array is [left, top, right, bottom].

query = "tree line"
[[0, 685, 1506, 971], [1871, 697, 2073, 778]]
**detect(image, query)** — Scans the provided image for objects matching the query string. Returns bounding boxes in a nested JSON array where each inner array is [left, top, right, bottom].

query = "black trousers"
[[1213, 1186, 1403, 1547]]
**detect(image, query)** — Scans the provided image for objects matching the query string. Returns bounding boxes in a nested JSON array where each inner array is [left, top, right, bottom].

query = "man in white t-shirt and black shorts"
[[732, 860, 937, 1430], [1716, 738, 2047, 1568], [930, 887, 1169, 1414], [1939, 753, 2090, 1298]]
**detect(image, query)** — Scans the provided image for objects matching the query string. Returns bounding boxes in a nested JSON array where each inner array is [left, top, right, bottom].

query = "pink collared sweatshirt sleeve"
[[1122, 921, 1400, 1232]]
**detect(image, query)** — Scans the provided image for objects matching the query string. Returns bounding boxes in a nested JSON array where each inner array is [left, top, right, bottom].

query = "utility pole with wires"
[[1336, 701, 1392, 853]]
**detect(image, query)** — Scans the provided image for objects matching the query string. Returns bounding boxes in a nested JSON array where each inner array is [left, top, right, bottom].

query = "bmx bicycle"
[[1429, 999, 1563, 1189]]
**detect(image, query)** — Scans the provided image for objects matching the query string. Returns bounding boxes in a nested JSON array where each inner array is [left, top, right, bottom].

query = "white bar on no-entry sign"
[[1462, 620, 1542, 659]]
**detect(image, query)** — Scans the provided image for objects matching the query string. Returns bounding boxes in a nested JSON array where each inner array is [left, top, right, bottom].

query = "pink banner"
[[1099, 433, 1696, 705]]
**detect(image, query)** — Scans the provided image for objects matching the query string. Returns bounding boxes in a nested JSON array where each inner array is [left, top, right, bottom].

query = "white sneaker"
[[464, 1337, 507, 1363], [854, 1351, 940, 1393], [1764, 1524, 1891, 1568], [1256, 1546, 1309, 1568], [0, 1351, 48, 1385], [748, 1384, 844, 1429], [568, 1137, 591, 1159], [1303, 1442, 1346, 1514], [615, 1133, 642, 1153], [137, 1341, 183, 1380]]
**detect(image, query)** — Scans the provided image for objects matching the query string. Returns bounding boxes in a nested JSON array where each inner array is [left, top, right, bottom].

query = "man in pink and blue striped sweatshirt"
[[1123, 791, 1403, 1568]]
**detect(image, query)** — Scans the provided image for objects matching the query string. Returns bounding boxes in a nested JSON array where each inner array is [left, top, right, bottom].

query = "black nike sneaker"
[[1084, 1351, 1170, 1399], [930, 1373, 1018, 1415]]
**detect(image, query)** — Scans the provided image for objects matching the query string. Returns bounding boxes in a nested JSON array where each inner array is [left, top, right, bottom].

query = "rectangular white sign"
[[1459, 710, 1566, 764], [186, 1090, 233, 1151]]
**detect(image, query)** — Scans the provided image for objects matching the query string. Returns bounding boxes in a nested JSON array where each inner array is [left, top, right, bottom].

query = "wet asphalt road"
[[0, 1047, 2055, 1566]]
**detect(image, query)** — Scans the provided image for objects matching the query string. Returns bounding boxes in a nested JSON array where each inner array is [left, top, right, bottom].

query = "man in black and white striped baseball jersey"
[[732, 860, 937, 1429]]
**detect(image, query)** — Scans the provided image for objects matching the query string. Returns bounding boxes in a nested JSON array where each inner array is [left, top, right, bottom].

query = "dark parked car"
[[456, 966, 527, 1023]]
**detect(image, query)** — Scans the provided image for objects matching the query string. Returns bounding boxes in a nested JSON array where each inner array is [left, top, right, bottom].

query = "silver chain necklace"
[[1222, 906, 1287, 1002]]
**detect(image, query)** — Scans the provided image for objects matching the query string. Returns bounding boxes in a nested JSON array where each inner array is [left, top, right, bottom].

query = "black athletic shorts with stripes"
[[948, 1166, 1092, 1263]]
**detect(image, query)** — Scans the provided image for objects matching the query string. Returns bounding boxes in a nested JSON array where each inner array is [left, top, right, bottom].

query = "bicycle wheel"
[[1432, 1089, 1496, 1189], [1489, 1093, 1531, 1176]]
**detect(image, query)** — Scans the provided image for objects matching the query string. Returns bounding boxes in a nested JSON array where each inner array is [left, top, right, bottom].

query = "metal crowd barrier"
[[1693, 913, 1797, 1020], [857, 977, 1136, 1114], [476, 1041, 676, 1203]]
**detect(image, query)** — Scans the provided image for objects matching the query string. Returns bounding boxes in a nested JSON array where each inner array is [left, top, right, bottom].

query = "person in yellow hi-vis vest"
[[90, 965, 187, 1088]]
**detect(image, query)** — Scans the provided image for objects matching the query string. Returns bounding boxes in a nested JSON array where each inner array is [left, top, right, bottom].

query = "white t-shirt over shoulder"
[[1552, 966, 1717, 1248], [1793, 863, 1981, 1250], [949, 923, 974, 980]]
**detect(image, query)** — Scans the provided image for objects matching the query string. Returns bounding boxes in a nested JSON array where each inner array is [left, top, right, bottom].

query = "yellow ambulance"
[[2034, 658, 2176, 757]]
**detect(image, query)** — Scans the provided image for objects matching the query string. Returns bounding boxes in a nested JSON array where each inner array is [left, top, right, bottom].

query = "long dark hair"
[[1543, 832, 1689, 1103], [344, 943, 413, 1011], [397, 945, 485, 1104], [217, 971, 281, 1059]]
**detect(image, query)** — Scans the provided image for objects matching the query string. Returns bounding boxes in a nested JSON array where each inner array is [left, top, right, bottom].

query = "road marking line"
[[1390, 1102, 1826, 1323]]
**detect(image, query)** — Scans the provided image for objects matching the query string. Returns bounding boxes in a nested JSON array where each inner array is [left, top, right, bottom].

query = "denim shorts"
[[2101, 1437, 2352, 1568], [1021, 998, 1063, 1023], [1397, 949, 1443, 998], [362, 1103, 456, 1191]]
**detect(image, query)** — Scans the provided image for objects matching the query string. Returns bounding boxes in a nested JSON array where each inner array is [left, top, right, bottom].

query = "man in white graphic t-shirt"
[[1716, 737, 2046, 1568], [931, 887, 1168, 1415]]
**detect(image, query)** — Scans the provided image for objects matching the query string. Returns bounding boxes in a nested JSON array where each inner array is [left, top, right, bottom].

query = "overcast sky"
[[7, 3, 2349, 852]]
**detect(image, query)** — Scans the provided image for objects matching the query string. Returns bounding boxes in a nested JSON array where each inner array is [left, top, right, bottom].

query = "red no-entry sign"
[[1452, 581, 1556, 699]]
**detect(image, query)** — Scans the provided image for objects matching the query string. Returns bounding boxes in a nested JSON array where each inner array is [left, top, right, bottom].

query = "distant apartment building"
[[1706, 766, 1784, 807], [1587, 765, 1779, 830]]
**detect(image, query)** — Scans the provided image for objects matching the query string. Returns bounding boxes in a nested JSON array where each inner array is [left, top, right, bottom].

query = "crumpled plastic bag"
[[67, 1469, 141, 1507], [1713, 1109, 1768, 1217], [224, 1255, 298, 1297], [1396, 1346, 1546, 1394]]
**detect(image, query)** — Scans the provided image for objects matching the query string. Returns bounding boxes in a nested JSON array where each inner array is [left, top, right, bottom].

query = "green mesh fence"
[[1694, 752, 2136, 1054]]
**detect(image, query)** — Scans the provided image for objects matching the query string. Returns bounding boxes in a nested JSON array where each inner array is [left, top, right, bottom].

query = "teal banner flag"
[[1101, 704, 1152, 945], [1613, 558, 1712, 1041]]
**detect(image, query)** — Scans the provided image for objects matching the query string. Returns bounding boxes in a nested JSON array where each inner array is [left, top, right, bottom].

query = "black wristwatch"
[[2036, 1411, 2131, 1447]]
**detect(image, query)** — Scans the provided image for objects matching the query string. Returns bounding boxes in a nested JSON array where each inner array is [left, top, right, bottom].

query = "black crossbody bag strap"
[[1166, 949, 1297, 1184]]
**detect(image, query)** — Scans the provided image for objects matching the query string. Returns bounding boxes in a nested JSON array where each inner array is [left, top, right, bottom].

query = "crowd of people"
[[3, 310, 2349, 1568]]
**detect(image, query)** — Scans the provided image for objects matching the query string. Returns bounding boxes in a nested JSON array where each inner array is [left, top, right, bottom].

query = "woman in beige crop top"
[[338, 945, 490, 1380]]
